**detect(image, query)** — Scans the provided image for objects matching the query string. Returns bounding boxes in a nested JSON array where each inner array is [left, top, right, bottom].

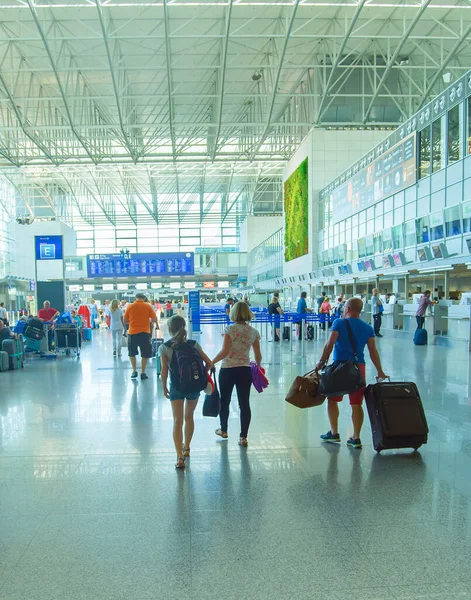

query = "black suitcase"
[[24, 325, 44, 340], [282, 326, 290, 341], [365, 381, 428, 453]]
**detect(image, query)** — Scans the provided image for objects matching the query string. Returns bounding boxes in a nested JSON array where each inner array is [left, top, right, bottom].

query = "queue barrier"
[[189, 310, 338, 359]]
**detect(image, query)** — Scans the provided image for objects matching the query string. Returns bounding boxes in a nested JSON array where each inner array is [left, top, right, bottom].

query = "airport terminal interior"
[[1, 1, 471, 599]]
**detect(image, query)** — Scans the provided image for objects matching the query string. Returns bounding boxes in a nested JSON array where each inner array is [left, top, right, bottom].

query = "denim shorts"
[[169, 386, 200, 401]]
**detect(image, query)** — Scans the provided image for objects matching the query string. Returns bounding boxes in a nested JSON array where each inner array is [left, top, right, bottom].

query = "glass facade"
[[75, 224, 239, 256], [249, 228, 283, 284], [0, 179, 16, 278], [318, 77, 471, 273]]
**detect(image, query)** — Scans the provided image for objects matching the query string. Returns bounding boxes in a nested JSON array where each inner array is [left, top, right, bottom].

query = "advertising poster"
[[284, 157, 309, 262], [330, 133, 416, 224]]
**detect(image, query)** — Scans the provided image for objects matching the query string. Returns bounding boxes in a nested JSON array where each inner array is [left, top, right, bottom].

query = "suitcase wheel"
[[376, 446, 383, 454]]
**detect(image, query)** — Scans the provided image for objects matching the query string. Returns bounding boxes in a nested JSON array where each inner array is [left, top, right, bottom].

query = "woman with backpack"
[[159, 315, 213, 469], [212, 301, 262, 447]]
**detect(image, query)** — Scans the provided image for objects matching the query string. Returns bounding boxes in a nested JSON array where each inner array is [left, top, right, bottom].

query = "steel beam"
[[316, 0, 367, 124], [25, 0, 98, 165], [210, 0, 234, 161], [363, 0, 432, 122], [418, 22, 471, 109], [95, 0, 137, 162], [162, 0, 177, 160], [249, 0, 302, 161]]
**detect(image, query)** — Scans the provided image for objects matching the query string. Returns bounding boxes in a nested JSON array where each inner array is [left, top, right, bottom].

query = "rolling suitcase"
[[414, 328, 428, 345], [25, 338, 41, 352], [83, 328, 92, 341], [365, 380, 428, 453], [24, 325, 43, 340], [0, 350, 9, 371], [151, 338, 163, 358], [282, 326, 290, 341], [2, 338, 23, 370], [306, 325, 314, 340]]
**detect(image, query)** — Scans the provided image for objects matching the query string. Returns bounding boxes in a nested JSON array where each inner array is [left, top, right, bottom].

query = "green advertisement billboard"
[[284, 157, 308, 262]]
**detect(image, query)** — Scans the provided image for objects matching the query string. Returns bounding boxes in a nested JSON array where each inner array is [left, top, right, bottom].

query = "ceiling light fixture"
[[252, 71, 262, 81]]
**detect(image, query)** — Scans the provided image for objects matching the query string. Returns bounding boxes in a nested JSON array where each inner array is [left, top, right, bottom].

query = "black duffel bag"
[[318, 319, 366, 397]]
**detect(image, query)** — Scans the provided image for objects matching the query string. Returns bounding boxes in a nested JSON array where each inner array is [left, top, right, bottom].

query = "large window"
[[382, 228, 393, 253], [392, 224, 403, 249], [445, 205, 461, 237], [404, 221, 416, 246], [432, 116, 445, 172], [463, 201, 471, 234], [419, 126, 431, 179], [415, 217, 429, 244], [429, 212, 444, 241], [448, 104, 462, 164], [468, 97, 471, 155]]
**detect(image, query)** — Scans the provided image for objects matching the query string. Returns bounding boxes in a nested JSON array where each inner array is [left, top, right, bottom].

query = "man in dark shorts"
[[124, 293, 157, 380]]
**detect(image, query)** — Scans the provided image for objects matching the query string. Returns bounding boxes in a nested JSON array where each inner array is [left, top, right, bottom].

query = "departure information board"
[[87, 253, 194, 278]]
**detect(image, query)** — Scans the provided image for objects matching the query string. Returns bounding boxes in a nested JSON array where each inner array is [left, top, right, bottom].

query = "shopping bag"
[[285, 369, 325, 409], [250, 362, 269, 393], [203, 368, 220, 417], [121, 334, 128, 349]]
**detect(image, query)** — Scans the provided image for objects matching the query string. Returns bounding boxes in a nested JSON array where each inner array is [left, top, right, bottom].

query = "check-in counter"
[[433, 302, 450, 335], [381, 303, 395, 330], [361, 302, 372, 324], [446, 305, 471, 342], [393, 303, 404, 330]]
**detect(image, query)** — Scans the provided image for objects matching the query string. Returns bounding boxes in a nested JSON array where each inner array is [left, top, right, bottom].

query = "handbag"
[[318, 319, 366, 397], [378, 303, 384, 314], [203, 368, 221, 417], [285, 369, 325, 409], [121, 334, 128, 348]]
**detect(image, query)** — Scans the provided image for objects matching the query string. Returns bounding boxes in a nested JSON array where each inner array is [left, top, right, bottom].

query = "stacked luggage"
[[1, 337, 25, 370]]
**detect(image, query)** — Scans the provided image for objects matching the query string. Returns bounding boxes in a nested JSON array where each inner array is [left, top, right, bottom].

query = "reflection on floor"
[[1, 324, 471, 600]]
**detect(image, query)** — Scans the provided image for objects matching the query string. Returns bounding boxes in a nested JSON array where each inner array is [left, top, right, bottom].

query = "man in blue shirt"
[[316, 297, 387, 449], [225, 298, 234, 320], [296, 291, 312, 339], [371, 288, 383, 337]]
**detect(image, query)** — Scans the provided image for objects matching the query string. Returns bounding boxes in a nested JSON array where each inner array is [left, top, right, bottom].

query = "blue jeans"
[[416, 315, 425, 329]]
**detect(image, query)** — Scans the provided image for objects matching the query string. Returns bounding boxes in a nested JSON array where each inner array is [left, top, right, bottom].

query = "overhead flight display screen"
[[87, 252, 194, 278]]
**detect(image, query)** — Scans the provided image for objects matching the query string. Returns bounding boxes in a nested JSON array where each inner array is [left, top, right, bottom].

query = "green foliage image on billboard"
[[284, 157, 308, 262]]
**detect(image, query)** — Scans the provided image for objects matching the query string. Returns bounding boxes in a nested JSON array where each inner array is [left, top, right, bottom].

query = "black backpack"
[[166, 340, 207, 394]]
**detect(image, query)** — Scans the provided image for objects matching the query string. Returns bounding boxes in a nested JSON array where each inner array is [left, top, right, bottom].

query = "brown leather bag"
[[285, 369, 325, 409]]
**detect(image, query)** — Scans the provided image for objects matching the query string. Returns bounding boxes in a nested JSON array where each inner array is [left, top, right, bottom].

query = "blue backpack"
[[166, 340, 207, 394]]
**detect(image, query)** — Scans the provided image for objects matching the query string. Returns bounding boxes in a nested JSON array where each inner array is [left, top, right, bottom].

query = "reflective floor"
[[1, 325, 471, 600]]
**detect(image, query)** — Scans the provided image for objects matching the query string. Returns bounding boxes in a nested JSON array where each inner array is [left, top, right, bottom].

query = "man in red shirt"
[[38, 301, 59, 322]]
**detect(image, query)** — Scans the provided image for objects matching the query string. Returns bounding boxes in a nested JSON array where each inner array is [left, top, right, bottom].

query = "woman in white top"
[[109, 299, 125, 357], [212, 301, 262, 447]]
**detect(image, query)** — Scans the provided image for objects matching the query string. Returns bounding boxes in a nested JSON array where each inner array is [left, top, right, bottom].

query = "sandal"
[[182, 447, 190, 458], [238, 437, 248, 447], [215, 429, 228, 439], [175, 457, 185, 469]]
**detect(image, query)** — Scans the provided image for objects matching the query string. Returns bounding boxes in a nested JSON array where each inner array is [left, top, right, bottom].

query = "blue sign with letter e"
[[35, 235, 63, 260], [40, 243, 56, 259]]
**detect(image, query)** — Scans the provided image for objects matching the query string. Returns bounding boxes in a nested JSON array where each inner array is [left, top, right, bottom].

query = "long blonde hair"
[[110, 299, 119, 312], [167, 315, 187, 347]]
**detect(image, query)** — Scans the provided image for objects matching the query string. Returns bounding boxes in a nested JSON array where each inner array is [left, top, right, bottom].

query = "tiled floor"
[[1, 324, 471, 599]]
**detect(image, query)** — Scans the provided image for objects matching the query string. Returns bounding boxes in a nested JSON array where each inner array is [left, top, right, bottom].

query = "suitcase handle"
[[376, 376, 391, 382]]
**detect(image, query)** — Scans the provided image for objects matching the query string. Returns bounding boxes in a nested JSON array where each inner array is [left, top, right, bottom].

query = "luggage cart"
[[54, 323, 81, 357]]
